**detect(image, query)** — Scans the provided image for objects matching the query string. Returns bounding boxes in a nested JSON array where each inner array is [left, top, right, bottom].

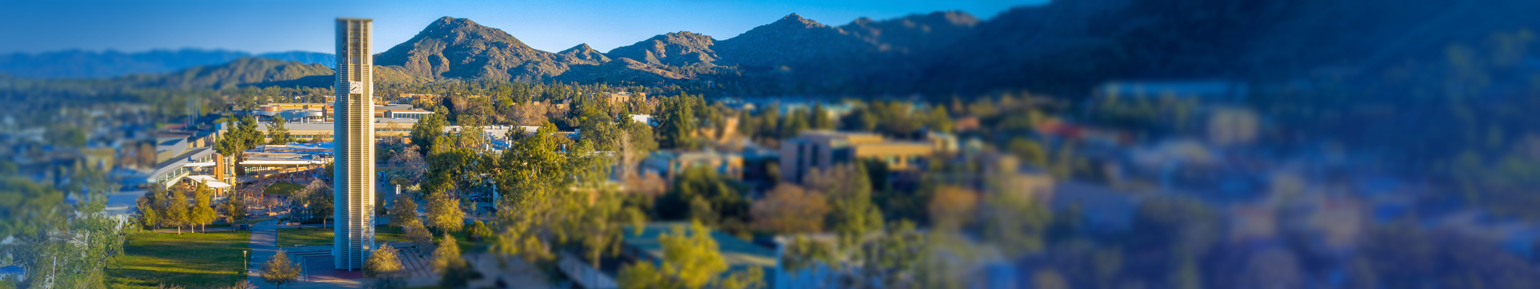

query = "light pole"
[[243, 250, 248, 274]]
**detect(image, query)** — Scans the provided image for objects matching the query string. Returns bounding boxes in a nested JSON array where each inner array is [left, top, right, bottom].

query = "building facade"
[[779, 130, 935, 184], [333, 17, 375, 270]]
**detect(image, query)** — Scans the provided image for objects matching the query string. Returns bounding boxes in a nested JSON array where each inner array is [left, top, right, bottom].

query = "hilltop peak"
[[432, 16, 479, 28], [375, 16, 552, 81], [773, 13, 825, 28], [561, 43, 597, 53]]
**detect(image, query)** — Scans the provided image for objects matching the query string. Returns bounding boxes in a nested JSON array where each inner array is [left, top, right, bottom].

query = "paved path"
[[246, 219, 279, 288]]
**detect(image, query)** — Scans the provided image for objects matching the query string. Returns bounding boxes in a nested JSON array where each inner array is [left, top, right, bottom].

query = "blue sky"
[[0, 0, 1044, 55]]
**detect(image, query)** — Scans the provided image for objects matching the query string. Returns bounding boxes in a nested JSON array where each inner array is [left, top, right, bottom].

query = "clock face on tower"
[[349, 82, 363, 94]]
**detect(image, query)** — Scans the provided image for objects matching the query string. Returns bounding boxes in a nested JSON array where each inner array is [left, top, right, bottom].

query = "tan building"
[[253, 118, 415, 143], [779, 130, 935, 183]]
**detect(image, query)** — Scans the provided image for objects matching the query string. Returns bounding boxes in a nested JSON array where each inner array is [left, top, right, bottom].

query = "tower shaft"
[[333, 17, 375, 270]]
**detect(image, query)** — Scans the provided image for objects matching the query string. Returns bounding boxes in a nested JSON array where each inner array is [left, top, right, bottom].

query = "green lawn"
[[263, 182, 305, 196], [276, 225, 411, 247], [108, 230, 251, 289]]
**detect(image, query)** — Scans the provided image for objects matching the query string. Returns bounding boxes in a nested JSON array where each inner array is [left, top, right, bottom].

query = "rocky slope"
[[374, 17, 568, 82]]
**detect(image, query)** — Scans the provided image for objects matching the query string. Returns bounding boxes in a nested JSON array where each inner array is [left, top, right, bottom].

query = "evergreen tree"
[[781, 109, 810, 139], [261, 250, 301, 289], [657, 94, 698, 149], [410, 113, 449, 155], [811, 103, 834, 130], [216, 115, 265, 175], [266, 115, 294, 144]]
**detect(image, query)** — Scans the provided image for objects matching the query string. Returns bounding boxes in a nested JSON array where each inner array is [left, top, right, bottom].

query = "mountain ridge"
[[16, 0, 1540, 96]]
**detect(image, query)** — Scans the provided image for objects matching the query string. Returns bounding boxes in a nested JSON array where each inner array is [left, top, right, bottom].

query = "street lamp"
[[243, 250, 248, 274]]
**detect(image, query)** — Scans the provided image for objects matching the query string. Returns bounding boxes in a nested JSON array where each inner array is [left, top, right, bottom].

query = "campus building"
[[333, 17, 375, 270], [778, 130, 937, 184]]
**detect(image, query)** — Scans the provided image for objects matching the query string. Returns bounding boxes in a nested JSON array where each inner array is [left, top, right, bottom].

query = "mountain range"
[[0, 49, 335, 79], [6, 0, 1540, 96]]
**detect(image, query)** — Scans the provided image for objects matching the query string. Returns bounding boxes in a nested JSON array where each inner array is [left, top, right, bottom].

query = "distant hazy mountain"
[[112, 57, 333, 89], [255, 51, 337, 68], [0, 49, 339, 79], [0, 49, 249, 79]]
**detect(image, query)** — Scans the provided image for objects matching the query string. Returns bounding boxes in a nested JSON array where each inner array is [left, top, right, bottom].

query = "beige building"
[[779, 130, 936, 183], [253, 118, 416, 142]]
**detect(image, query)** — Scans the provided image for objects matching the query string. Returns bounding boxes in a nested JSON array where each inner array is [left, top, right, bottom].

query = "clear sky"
[[0, 0, 1045, 55]]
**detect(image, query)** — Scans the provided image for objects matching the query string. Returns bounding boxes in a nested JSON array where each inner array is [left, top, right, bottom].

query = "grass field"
[[108, 230, 251, 289], [263, 182, 305, 196], [276, 225, 411, 247]]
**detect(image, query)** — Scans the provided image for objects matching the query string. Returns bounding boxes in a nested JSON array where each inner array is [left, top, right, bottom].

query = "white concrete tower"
[[333, 17, 375, 270]]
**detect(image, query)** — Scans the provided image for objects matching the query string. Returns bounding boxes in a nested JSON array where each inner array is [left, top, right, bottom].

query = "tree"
[[136, 194, 159, 231], [618, 262, 669, 289], [720, 266, 766, 289], [388, 145, 428, 185], [806, 165, 884, 250], [663, 221, 728, 289], [191, 184, 218, 233], [780, 235, 836, 274], [924, 106, 953, 134], [223, 196, 248, 224], [433, 235, 480, 288], [928, 186, 979, 231], [656, 166, 748, 231], [261, 250, 301, 289], [576, 190, 646, 271], [657, 93, 699, 149], [490, 122, 571, 266], [410, 113, 449, 155], [810, 103, 835, 130], [298, 179, 334, 224], [216, 116, 265, 175], [388, 192, 420, 229], [364, 244, 406, 289], [405, 221, 434, 256], [431, 234, 465, 274], [425, 189, 464, 233], [980, 176, 1053, 257], [1007, 137, 1048, 168], [1, 175, 125, 288], [162, 190, 190, 234], [579, 107, 622, 151], [465, 220, 493, 242], [750, 184, 830, 235], [266, 115, 294, 144], [618, 118, 658, 179]]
